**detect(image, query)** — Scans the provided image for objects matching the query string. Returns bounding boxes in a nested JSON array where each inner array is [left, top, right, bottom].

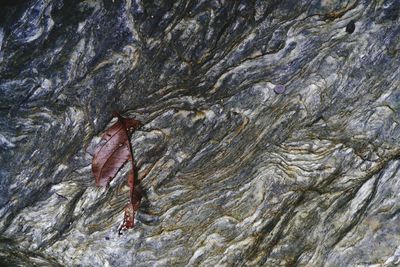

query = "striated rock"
[[1, 0, 400, 266]]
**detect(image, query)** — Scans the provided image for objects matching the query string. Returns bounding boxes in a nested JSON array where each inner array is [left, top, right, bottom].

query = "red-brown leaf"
[[127, 169, 134, 194], [92, 114, 141, 187], [119, 188, 142, 234], [92, 113, 143, 232]]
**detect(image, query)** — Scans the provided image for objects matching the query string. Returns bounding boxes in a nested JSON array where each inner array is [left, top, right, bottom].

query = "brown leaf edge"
[[91, 112, 142, 234], [115, 112, 142, 234]]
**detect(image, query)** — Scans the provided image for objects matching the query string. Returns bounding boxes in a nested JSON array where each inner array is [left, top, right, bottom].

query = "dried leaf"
[[118, 188, 142, 234], [92, 113, 142, 232]]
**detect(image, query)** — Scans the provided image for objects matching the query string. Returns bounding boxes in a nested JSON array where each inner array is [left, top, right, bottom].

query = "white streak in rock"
[[0, 134, 15, 149]]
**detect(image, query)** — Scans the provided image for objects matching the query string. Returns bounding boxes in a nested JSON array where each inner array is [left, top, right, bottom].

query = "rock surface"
[[1, 0, 400, 266]]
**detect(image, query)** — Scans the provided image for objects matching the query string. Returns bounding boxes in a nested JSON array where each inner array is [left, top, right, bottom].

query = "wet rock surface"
[[1, 0, 400, 266]]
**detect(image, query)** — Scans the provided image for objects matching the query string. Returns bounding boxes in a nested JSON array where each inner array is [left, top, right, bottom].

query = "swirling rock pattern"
[[1, 0, 400, 266]]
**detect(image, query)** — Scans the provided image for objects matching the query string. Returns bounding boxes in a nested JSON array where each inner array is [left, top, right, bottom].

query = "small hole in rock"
[[346, 20, 355, 33]]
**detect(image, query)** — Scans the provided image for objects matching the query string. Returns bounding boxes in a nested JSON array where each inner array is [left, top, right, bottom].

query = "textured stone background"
[[1, 0, 400, 266]]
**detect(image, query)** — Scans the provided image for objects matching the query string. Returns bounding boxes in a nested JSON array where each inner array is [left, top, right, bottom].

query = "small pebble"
[[346, 20, 355, 34], [274, 84, 286, 94]]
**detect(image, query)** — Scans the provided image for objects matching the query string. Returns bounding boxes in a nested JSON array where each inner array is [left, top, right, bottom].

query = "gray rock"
[[1, 0, 400, 266]]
